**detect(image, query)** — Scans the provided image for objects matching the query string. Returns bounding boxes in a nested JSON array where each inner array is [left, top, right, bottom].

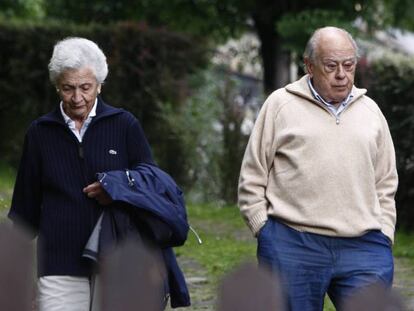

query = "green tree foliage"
[[43, 0, 140, 24], [277, 9, 356, 58], [37, 0, 371, 93], [43, 0, 248, 40], [0, 0, 44, 19], [374, 0, 414, 31], [275, 0, 414, 73], [5, 1, 414, 92]]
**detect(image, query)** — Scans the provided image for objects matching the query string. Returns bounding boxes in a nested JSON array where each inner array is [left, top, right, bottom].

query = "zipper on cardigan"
[[78, 143, 84, 159], [78, 142, 89, 185], [311, 98, 348, 126]]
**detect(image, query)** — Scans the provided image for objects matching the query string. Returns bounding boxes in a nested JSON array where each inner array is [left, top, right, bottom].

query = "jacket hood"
[[285, 75, 367, 105]]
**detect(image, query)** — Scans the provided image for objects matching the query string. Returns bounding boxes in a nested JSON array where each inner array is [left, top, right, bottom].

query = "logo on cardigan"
[[109, 149, 118, 155]]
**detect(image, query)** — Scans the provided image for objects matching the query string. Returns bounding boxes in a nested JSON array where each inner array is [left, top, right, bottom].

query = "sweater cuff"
[[381, 224, 395, 245], [248, 209, 268, 237]]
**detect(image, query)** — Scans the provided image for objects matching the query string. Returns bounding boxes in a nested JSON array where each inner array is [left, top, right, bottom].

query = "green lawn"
[[394, 231, 414, 263], [175, 204, 256, 280]]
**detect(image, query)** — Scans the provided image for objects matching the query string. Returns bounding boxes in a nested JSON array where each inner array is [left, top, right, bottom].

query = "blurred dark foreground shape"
[[0, 222, 34, 311], [217, 262, 286, 311], [99, 238, 166, 311], [217, 261, 407, 311], [342, 282, 404, 311]]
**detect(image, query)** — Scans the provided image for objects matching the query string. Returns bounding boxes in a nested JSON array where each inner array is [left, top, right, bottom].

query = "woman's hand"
[[83, 182, 113, 205]]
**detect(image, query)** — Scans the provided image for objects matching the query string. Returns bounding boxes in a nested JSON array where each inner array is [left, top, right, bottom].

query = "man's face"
[[57, 67, 101, 121], [305, 33, 356, 104]]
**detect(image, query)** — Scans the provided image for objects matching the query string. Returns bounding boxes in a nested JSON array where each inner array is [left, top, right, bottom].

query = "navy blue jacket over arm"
[[83, 164, 191, 308]]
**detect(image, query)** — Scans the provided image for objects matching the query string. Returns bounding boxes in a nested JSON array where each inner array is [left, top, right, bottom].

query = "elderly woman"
[[8, 37, 155, 310]]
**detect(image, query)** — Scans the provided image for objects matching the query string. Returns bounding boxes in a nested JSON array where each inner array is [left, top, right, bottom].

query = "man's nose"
[[335, 65, 346, 79]]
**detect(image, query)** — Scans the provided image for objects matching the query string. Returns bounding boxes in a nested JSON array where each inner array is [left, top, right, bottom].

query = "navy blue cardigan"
[[9, 98, 154, 277]]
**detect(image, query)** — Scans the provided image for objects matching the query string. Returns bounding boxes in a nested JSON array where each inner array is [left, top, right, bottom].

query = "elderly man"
[[238, 27, 397, 310], [8, 38, 155, 310]]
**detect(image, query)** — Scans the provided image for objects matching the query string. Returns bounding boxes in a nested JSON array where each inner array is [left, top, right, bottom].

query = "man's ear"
[[304, 58, 313, 77]]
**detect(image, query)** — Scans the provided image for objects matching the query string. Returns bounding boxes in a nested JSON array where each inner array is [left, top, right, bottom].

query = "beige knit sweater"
[[238, 75, 398, 243]]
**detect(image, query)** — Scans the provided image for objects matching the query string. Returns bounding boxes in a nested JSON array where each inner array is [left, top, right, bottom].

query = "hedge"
[[0, 19, 207, 187]]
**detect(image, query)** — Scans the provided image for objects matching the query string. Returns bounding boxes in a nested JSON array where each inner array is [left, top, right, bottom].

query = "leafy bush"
[[161, 68, 253, 204]]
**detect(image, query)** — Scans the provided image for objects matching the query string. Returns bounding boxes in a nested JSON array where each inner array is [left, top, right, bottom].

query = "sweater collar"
[[285, 75, 367, 105], [38, 96, 123, 125]]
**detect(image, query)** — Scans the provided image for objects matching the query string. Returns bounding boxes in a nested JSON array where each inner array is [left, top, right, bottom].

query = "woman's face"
[[57, 67, 101, 121]]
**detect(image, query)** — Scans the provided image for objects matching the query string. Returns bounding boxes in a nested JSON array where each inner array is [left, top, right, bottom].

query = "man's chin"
[[332, 91, 350, 102]]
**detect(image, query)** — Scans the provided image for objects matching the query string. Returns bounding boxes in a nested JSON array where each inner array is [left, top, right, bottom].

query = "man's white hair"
[[48, 37, 108, 85], [303, 26, 360, 63]]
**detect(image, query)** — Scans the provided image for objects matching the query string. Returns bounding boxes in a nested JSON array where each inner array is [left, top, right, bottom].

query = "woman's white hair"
[[48, 37, 108, 85]]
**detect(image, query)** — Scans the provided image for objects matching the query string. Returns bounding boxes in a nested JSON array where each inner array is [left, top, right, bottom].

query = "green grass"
[[0, 160, 15, 213], [393, 231, 414, 268], [175, 204, 256, 282]]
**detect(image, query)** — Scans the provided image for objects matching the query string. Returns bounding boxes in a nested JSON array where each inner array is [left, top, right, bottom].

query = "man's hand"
[[83, 182, 113, 205]]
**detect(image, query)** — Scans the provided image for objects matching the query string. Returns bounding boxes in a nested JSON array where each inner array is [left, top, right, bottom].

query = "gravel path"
[[394, 258, 414, 310], [165, 257, 215, 311]]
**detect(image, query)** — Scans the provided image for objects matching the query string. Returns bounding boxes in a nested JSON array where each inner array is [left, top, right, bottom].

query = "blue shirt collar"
[[307, 77, 353, 109]]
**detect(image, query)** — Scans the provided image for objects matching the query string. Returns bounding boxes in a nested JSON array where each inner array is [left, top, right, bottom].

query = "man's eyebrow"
[[322, 57, 356, 62]]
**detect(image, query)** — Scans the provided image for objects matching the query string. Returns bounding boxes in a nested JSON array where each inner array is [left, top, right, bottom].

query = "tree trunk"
[[253, 21, 290, 94], [252, 5, 291, 94]]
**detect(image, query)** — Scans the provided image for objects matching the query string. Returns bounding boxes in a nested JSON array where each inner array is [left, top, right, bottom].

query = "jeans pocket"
[[379, 231, 392, 247], [257, 219, 271, 240], [364, 230, 392, 248]]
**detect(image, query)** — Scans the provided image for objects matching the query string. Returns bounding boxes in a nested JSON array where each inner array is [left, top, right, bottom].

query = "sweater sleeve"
[[8, 123, 43, 236], [125, 113, 155, 168], [375, 112, 398, 243], [238, 95, 279, 237]]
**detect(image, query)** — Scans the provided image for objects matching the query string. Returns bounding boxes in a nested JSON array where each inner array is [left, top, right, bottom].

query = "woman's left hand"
[[83, 182, 113, 205]]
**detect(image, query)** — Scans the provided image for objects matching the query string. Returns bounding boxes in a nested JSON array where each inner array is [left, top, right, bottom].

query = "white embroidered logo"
[[109, 149, 117, 155]]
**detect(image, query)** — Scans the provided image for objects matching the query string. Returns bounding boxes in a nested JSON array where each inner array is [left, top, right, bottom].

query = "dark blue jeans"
[[257, 217, 393, 311]]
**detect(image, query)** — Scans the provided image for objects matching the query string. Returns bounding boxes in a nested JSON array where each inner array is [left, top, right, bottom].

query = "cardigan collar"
[[38, 96, 123, 125]]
